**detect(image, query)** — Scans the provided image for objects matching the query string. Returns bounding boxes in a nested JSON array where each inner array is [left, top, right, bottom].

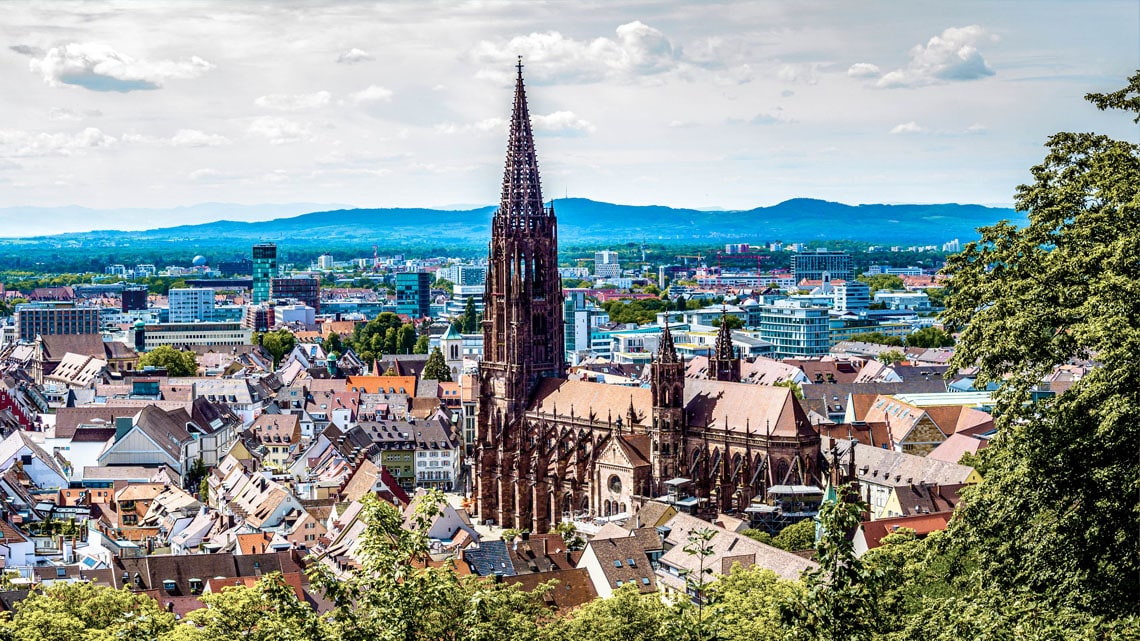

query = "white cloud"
[[889, 121, 925, 134], [532, 111, 596, 135], [171, 129, 231, 147], [847, 63, 881, 78], [247, 117, 313, 144], [254, 91, 331, 111], [471, 20, 683, 84], [435, 118, 505, 135], [347, 85, 394, 104], [0, 127, 117, 156], [47, 107, 102, 122], [777, 63, 823, 85], [336, 48, 373, 64], [28, 42, 213, 92], [876, 26, 995, 88]]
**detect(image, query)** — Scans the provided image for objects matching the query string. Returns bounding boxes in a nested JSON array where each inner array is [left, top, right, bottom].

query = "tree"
[[1, 582, 176, 641], [413, 334, 430, 354], [139, 345, 197, 377], [845, 332, 903, 347], [710, 315, 744, 329], [460, 296, 480, 333], [681, 527, 716, 640], [771, 518, 815, 551], [551, 520, 585, 551], [877, 349, 905, 366], [433, 277, 454, 295], [905, 326, 954, 348], [703, 566, 802, 641], [937, 72, 1140, 617], [422, 347, 452, 382], [542, 583, 674, 641], [260, 329, 296, 368], [856, 273, 904, 293], [784, 485, 881, 641], [323, 331, 344, 355], [173, 573, 327, 641], [772, 379, 804, 399]]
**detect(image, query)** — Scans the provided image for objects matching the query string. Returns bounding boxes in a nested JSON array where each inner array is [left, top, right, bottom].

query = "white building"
[[168, 288, 216, 323], [594, 250, 621, 278]]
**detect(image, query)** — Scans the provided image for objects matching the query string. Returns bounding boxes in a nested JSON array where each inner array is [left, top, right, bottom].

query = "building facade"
[[475, 64, 821, 534], [271, 276, 321, 313], [168, 287, 216, 323], [792, 250, 853, 283], [16, 302, 101, 342], [395, 272, 432, 319], [252, 243, 277, 305], [757, 299, 831, 359]]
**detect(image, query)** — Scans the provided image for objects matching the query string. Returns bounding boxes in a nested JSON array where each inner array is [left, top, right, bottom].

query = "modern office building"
[[15, 302, 101, 342], [438, 263, 487, 286], [130, 321, 252, 351], [833, 281, 871, 312], [757, 299, 831, 359], [594, 250, 621, 278], [168, 287, 216, 323], [271, 276, 320, 313], [395, 272, 431, 319], [252, 243, 277, 305], [792, 250, 852, 283], [121, 287, 148, 312], [241, 305, 276, 333]]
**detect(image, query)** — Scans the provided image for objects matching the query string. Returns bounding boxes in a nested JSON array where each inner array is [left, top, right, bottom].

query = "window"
[[641, 577, 650, 586], [615, 580, 623, 587], [627, 558, 637, 568], [613, 560, 622, 568]]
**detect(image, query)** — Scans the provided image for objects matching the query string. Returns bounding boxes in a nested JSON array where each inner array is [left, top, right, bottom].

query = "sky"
[[0, 1, 1137, 234]]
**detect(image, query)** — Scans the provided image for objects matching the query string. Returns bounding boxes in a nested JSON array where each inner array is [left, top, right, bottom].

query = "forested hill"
[[0, 198, 1020, 249]]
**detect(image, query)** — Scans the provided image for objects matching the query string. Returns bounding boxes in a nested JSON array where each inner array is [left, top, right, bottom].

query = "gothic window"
[[608, 475, 622, 494]]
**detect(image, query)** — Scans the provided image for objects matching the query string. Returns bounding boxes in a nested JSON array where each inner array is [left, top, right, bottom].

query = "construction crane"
[[676, 253, 704, 266]]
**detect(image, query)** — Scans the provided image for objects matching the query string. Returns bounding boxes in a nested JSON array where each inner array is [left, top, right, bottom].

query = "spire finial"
[[517, 55, 524, 78]]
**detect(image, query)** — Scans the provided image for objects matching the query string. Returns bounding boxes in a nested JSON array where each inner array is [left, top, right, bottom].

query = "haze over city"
[[0, 0, 1137, 236]]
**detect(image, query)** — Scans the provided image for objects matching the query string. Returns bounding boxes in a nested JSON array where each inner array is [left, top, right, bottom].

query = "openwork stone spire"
[[709, 307, 741, 382], [658, 319, 680, 364], [499, 57, 549, 225]]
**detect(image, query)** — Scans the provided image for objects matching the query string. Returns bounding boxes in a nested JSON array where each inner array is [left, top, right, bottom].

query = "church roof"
[[440, 324, 462, 340], [527, 377, 811, 439]]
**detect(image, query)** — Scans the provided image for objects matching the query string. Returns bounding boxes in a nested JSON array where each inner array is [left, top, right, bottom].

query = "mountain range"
[[0, 198, 1022, 253]]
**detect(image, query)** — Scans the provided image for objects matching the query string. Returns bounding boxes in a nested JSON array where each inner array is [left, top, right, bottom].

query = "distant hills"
[[0, 198, 1023, 254]]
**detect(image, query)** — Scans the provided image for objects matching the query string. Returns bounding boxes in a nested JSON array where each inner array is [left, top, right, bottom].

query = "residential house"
[[246, 413, 301, 472]]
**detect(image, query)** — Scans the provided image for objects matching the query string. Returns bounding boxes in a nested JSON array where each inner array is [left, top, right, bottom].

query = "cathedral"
[[475, 62, 821, 533]]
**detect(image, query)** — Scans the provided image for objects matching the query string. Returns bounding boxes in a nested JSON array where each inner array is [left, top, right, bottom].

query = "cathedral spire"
[[499, 57, 548, 224], [658, 318, 679, 364], [709, 306, 741, 382], [714, 308, 735, 362]]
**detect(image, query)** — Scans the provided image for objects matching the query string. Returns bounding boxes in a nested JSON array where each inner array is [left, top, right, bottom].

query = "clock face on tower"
[[608, 475, 622, 494]]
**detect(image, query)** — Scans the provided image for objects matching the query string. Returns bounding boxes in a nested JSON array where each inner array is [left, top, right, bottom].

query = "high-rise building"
[[271, 276, 320, 313], [757, 299, 831, 358], [395, 272, 431, 319], [121, 287, 148, 312], [16, 302, 101, 342], [168, 287, 216, 322], [791, 249, 852, 283], [252, 243, 277, 305], [594, 250, 621, 278]]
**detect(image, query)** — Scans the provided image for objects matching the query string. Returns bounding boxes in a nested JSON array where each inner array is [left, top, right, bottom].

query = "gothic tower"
[[709, 310, 741, 383], [476, 60, 565, 529], [649, 323, 685, 492]]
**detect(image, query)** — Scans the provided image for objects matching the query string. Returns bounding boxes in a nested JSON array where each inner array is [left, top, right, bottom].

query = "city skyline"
[[0, 1, 1136, 235]]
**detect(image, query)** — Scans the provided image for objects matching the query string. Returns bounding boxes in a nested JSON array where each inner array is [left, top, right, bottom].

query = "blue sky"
[[0, 1, 1136, 233]]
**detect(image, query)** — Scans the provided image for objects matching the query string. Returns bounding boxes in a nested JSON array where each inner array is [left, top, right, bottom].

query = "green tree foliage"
[[422, 347, 452, 382], [433, 278, 454, 295], [308, 491, 550, 641], [542, 583, 676, 641], [704, 566, 803, 641], [345, 312, 420, 361], [168, 573, 326, 641], [856, 273, 904, 293], [876, 349, 905, 366], [1, 582, 176, 641], [601, 298, 670, 325], [904, 326, 954, 348], [772, 518, 816, 552], [785, 485, 881, 641], [139, 345, 197, 377], [323, 331, 344, 355], [709, 315, 744, 329], [845, 332, 903, 347], [772, 379, 804, 399], [457, 296, 481, 334], [550, 521, 585, 551], [937, 72, 1140, 618], [413, 334, 430, 354], [259, 329, 296, 368]]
